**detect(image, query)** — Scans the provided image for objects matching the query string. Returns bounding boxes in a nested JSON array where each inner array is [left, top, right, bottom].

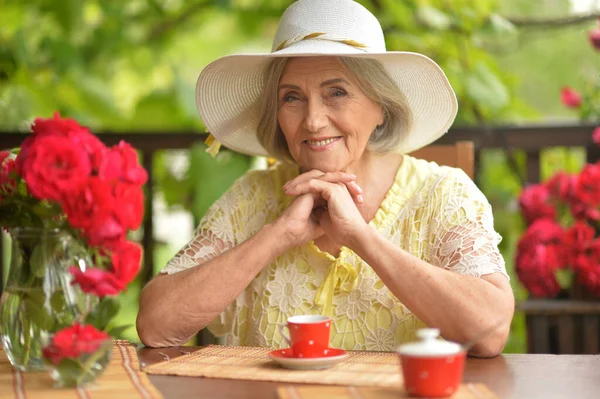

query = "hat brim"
[[196, 40, 458, 157]]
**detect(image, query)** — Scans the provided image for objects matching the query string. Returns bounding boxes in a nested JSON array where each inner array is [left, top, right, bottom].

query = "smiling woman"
[[136, 0, 514, 357], [257, 57, 413, 168]]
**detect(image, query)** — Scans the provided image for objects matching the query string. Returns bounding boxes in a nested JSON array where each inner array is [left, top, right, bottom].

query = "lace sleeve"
[[159, 186, 238, 275], [427, 169, 509, 280]]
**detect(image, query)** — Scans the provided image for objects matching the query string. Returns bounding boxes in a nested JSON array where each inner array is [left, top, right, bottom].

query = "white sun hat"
[[196, 0, 458, 158]]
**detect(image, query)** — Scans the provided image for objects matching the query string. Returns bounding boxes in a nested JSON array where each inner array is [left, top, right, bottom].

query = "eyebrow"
[[278, 78, 350, 91]]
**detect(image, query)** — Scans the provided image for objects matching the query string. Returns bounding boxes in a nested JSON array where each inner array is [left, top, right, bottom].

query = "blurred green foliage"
[[1, 0, 598, 351]]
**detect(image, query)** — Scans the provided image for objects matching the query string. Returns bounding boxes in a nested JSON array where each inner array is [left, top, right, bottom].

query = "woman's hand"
[[283, 170, 369, 247], [274, 193, 325, 251]]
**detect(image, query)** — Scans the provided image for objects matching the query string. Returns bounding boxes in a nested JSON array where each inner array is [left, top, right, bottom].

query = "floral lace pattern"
[[160, 156, 508, 351]]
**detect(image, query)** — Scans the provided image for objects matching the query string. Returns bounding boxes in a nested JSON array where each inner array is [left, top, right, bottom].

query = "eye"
[[329, 88, 347, 98], [281, 92, 300, 103]]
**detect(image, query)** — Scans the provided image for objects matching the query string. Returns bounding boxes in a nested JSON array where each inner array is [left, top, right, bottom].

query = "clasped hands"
[[277, 169, 369, 249]]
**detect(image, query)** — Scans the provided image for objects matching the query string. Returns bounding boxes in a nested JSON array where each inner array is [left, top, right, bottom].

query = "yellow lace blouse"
[[160, 155, 508, 351]]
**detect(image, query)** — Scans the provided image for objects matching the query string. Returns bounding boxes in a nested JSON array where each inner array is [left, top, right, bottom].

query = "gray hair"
[[256, 56, 413, 161]]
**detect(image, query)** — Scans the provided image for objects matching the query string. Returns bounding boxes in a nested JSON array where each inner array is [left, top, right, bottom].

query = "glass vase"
[[0, 227, 91, 371], [44, 336, 112, 388]]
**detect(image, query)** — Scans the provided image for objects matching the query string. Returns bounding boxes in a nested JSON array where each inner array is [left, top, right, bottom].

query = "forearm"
[[137, 223, 288, 347], [350, 227, 514, 357]]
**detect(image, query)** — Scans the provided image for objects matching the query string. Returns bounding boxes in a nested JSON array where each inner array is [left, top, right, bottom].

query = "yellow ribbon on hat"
[[204, 133, 222, 158], [275, 32, 368, 52], [314, 256, 359, 317]]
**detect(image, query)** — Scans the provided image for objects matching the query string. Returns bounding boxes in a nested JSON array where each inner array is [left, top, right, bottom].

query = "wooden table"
[[138, 346, 600, 399]]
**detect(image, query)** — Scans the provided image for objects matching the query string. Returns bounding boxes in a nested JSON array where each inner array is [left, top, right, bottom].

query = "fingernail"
[[357, 195, 363, 203]]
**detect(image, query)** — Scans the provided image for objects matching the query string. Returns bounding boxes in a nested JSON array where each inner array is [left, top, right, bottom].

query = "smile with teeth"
[[305, 137, 340, 146]]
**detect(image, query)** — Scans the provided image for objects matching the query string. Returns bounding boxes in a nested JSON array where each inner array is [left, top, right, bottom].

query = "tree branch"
[[507, 12, 600, 29], [148, 1, 213, 41]]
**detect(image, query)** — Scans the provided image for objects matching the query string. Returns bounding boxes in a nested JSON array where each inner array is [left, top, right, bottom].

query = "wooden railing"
[[2, 123, 600, 352], [1, 123, 598, 285]]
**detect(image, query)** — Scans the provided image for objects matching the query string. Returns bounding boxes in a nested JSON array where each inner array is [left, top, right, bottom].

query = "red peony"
[[515, 219, 565, 297], [42, 323, 110, 365], [113, 183, 145, 231], [19, 136, 91, 202], [518, 184, 556, 224], [68, 266, 124, 297], [575, 163, 600, 206], [560, 87, 582, 108], [111, 240, 142, 285], [99, 141, 148, 185]]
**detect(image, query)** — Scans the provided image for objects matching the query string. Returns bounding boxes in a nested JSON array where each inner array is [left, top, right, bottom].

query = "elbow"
[[468, 322, 511, 358]]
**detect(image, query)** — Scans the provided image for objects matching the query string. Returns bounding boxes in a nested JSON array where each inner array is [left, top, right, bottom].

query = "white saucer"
[[268, 348, 349, 370]]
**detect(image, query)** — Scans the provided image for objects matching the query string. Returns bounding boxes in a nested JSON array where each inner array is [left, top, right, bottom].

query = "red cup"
[[396, 329, 466, 398], [279, 315, 331, 358]]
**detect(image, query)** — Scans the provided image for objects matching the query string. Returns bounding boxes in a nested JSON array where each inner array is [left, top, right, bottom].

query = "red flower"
[[515, 219, 565, 297], [545, 172, 576, 203], [570, 199, 600, 221], [564, 221, 595, 263], [20, 136, 91, 202], [593, 127, 600, 147], [113, 183, 145, 230], [99, 141, 148, 185], [85, 215, 126, 248], [42, 323, 110, 365], [519, 184, 556, 224], [18, 113, 107, 175], [560, 87, 582, 108], [111, 241, 142, 285], [574, 239, 600, 297], [69, 266, 124, 297], [63, 177, 115, 231], [589, 27, 600, 51], [575, 163, 600, 206]]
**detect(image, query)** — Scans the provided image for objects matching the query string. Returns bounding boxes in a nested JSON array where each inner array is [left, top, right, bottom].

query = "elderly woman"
[[137, 0, 514, 357]]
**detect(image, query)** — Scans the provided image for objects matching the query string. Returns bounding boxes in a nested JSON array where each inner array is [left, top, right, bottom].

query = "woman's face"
[[277, 57, 385, 172]]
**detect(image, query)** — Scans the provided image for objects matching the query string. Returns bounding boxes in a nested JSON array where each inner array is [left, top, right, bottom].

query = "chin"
[[299, 158, 344, 173]]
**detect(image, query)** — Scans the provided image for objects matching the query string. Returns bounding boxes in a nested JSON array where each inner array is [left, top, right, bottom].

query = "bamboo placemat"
[[276, 384, 500, 399], [142, 345, 403, 387], [0, 340, 163, 399]]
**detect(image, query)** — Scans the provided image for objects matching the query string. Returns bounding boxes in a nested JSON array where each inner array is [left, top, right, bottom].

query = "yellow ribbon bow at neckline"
[[314, 253, 359, 317]]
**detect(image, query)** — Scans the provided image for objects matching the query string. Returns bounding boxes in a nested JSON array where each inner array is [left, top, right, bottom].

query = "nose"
[[303, 97, 328, 133]]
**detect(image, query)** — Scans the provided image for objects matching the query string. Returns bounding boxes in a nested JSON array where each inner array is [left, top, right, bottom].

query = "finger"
[[286, 178, 346, 203], [284, 170, 356, 191], [287, 178, 364, 205]]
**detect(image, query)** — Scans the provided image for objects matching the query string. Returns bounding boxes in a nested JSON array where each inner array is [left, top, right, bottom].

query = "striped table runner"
[[276, 384, 500, 399], [0, 340, 163, 399]]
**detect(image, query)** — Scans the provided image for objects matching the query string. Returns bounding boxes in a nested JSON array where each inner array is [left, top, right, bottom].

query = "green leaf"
[[106, 324, 132, 337], [50, 290, 67, 313], [487, 14, 516, 35], [55, 358, 83, 387], [23, 296, 54, 331], [417, 6, 452, 30], [465, 62, 510, 112], [30, 244, 48, 278], [85, 297, 120, 331], [556, 269, 574, 290]]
